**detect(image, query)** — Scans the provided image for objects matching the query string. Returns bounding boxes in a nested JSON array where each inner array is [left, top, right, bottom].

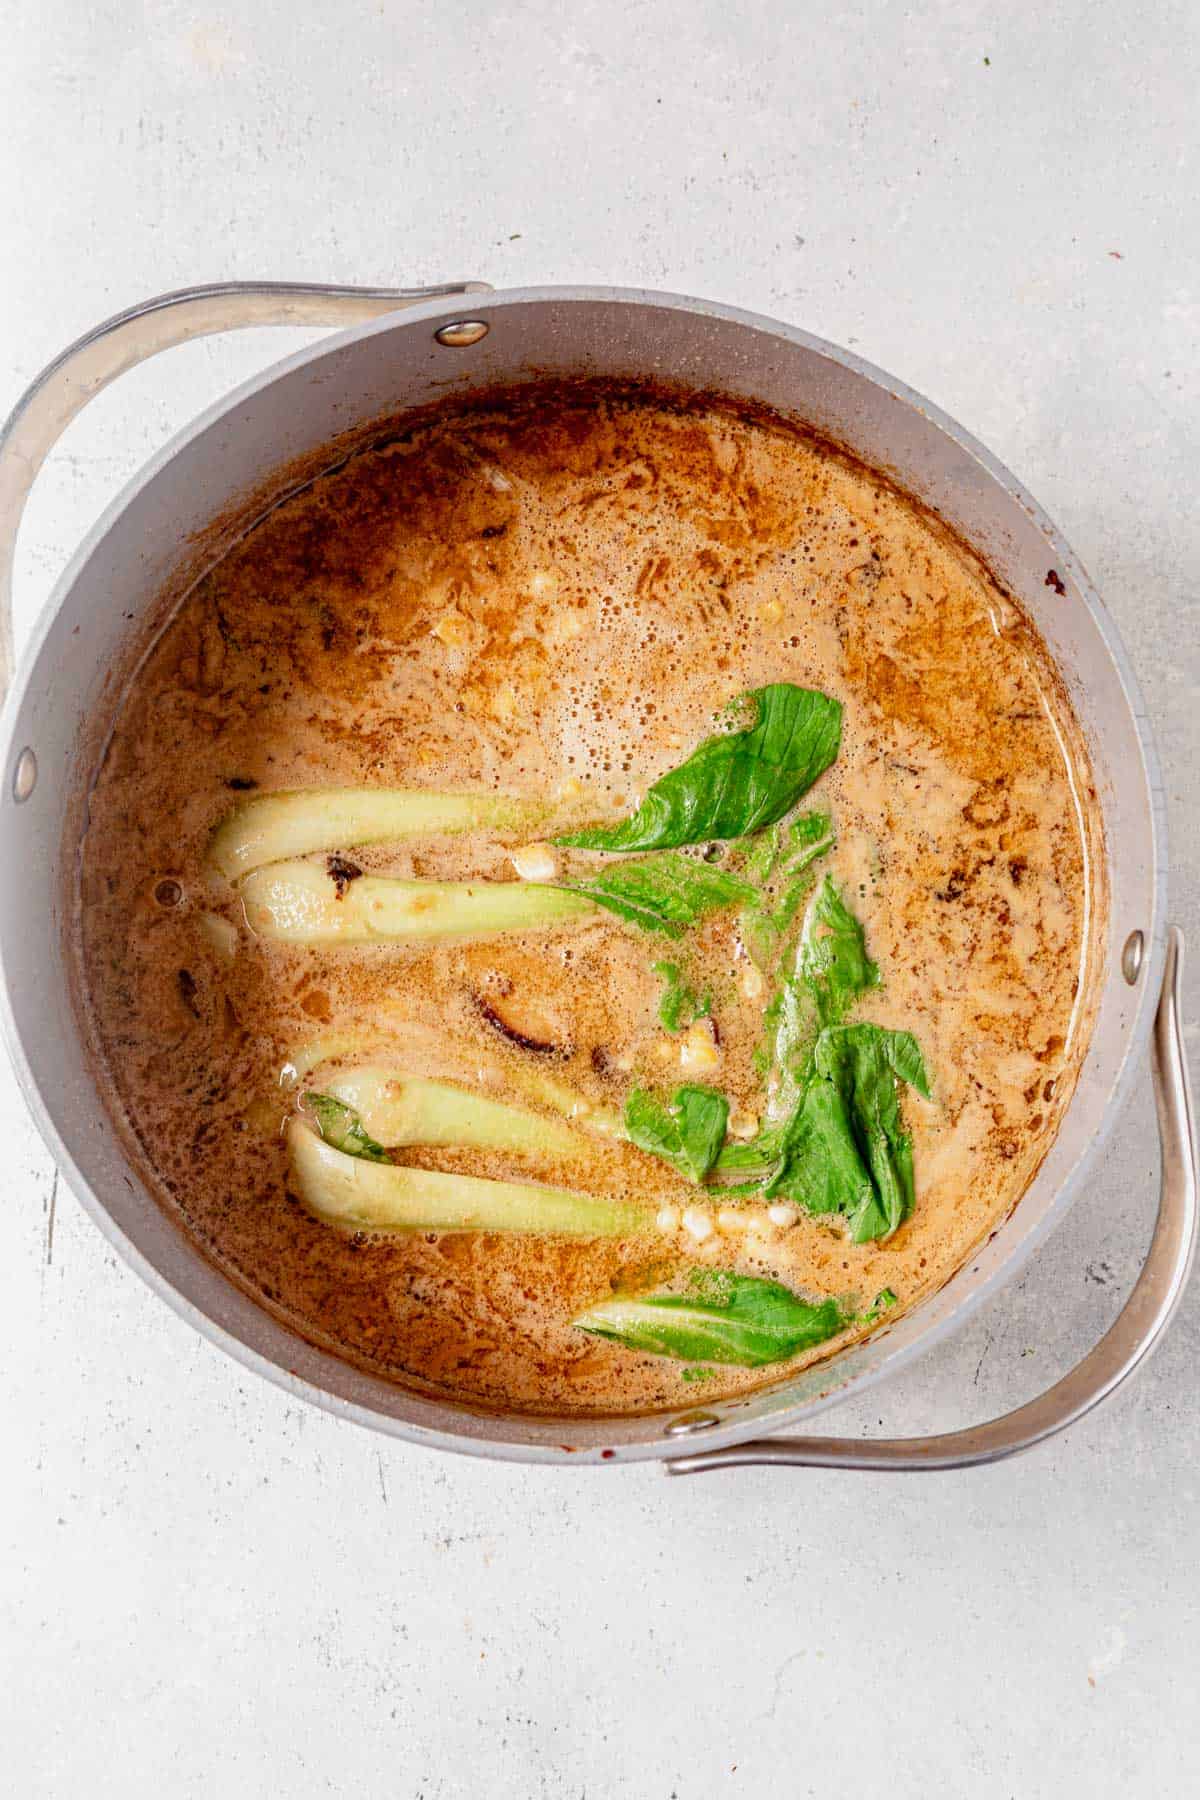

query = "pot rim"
[[0, 284, 1169, 1464]]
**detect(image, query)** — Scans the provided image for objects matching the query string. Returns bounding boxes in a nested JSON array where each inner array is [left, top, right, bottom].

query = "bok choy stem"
[[209, 788, 551, 881], [287, 1120, 649, 1237], [241, 860, 594, 945], [318, 1067, 593, 1161]]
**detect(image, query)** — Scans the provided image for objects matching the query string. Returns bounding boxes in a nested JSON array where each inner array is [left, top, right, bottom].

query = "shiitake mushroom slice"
[[472, 978, 570, 1058]]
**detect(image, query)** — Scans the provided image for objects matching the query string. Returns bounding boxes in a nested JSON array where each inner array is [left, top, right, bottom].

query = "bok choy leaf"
[[306, 1093, 388, 1162], [797, 875, 880, 1026], [556, 684, 842, 852], [563, 851, 754, 938], [574, 1270, 849, 1367], [652, 961, 711, 1033], [767, 1023, 930, 1242], [624, 1085, 730, 1182]]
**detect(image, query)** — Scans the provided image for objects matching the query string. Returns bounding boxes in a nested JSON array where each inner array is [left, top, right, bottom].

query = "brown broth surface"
[[77, 386, 1100, 1416]]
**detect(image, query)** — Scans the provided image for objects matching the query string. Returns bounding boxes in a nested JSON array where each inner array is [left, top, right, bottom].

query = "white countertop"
[[2, 3, 1197, 1793]]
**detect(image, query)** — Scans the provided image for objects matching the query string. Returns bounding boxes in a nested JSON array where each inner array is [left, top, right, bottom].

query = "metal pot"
[[0, 281, 1193, 1473]]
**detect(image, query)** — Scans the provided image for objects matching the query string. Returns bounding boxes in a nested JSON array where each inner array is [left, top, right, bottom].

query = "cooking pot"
[[0, 280, 1193, 1472]]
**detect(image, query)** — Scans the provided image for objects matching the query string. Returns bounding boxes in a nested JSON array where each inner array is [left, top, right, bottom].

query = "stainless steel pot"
[[0, 280, 1193, 1472]]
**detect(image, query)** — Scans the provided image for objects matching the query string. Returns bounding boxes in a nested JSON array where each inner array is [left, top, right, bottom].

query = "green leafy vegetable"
[[739, 900, 784, 976], [764, 1079, 871, 1214], [574, 1270, 849, 1367], [740, 877, 812, 973], [757, 977, 816, 1114], [747, 879, 873, 1099], [772, 871, 817, 937], [556, 685, 842, 852], [624, 1084, 729, 1182], [563, 851, 753, 938], [712, 1137, 782, 1179], [768, 1024, 930, 1242], [797, 875, 880, 1026], [737, 809, 832, 886], [737, 813, 834, 974], [813, 1024, 928, 1241], [653, 961, 711, 1033], [717, 1015, 792, 1174], [863, 1286, 899, 1322], [784, 811, 834, 870], [305, 1093, 388, 1162], [739, 823, 784, 885], [728, 885, 886, 1189]]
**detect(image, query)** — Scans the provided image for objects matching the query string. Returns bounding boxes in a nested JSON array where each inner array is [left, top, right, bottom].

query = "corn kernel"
[[680, 1020, 720, 1072], [767, 1202, 799, 1229], [656, 1205, 680, 1234], [682, 1206, 714, 1243], [510, 843, 558, 883]]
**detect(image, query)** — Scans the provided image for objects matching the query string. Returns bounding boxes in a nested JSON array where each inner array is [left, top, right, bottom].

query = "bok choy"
[[241, 860, 594, 944], [574, 1270, 849, 1367], [312, 1068, 593, 1161], [287, 1119, 649, 1237], [557, 684, 842, 852], [209, 787, 550, 880], [241, 852, 753, 945]]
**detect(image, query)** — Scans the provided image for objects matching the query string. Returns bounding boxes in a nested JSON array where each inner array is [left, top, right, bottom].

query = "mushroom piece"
[[473, 980, 570, 1058]]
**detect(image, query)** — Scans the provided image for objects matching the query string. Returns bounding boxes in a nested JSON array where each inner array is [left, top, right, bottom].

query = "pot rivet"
[[12, 747, 37, 803], [665, 1410, 720, 1437], [434, 319, 490, 348], [1122, 929, 1145, 985]]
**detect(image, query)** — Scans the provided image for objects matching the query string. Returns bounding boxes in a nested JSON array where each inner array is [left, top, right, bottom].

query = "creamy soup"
[[77, 385, 1101, 1416]]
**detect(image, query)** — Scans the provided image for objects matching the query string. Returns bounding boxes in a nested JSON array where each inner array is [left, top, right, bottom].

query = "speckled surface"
[[1, 3, 1197, 1794]]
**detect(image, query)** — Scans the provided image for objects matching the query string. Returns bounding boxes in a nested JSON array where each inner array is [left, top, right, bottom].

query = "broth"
[[77, 385, 1101, 1416]]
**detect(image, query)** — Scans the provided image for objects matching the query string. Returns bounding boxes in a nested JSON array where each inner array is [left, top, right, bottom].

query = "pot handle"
[[0, 278, 491, 698], [666, 926, 1196, 1476]]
